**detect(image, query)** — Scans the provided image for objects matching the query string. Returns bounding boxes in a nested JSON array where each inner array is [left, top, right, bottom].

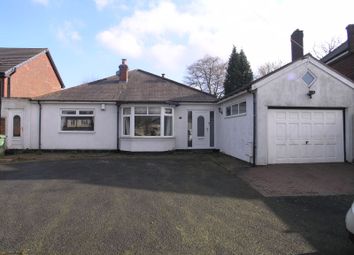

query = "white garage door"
[[268, 109, 344, 164]]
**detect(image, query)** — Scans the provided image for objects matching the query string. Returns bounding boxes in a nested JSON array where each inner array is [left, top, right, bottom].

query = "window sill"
[[59, 131, 96, 134], [120, 136, 175, 139], [224, 113, 246, 119]]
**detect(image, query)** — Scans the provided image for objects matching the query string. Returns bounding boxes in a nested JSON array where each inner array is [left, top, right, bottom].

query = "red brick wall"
[[9, 53, 62, 98], [328, 53, 354, 81]]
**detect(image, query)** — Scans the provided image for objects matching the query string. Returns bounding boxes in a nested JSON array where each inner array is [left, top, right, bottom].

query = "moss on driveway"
[[0, 152, 353, 254]]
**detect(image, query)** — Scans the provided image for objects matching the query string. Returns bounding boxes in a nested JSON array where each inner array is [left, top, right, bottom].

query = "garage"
[[268, 109, 344, 164]]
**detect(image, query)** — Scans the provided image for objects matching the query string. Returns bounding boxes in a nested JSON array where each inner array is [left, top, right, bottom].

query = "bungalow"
[[1, 30, 354, 165]]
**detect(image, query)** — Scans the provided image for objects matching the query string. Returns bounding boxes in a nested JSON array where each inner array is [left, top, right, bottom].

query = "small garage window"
[[13, 115, 21, 137], [225, 101, 247, 117]]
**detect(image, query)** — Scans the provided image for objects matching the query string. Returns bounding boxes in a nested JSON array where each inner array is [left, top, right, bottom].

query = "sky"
[[1, 0, 353, 88]]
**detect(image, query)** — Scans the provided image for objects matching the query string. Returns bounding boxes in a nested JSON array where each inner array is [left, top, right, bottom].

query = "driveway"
[[239, 163, 354, 197], [0, 152, 353, 255]]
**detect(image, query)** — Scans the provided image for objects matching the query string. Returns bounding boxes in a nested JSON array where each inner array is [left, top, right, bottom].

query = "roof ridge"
[[134, 69, 217, 99]]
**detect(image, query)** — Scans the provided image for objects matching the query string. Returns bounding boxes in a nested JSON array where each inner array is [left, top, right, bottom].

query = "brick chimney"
[[291, 29, 304, 61], [346, 24, 354, 52], [118, 59, 128, 82]]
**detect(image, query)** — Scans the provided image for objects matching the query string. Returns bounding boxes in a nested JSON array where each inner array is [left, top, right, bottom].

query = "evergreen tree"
[[224, 46, 240, 95], [224, 46, 253, 96], [238, 49, 253, 86]]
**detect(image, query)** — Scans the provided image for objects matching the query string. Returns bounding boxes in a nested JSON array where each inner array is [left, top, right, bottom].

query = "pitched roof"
[[219, 54, 354, 103], [0, 47, 64, 88], [0, 48, 46, 74], [218, 55, 300, 101], [35, 69, 217, 103], [321, 42, 348, 63]]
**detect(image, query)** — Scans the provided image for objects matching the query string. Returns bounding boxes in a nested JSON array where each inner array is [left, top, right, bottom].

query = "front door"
[[8, 110, 24, 149], [192, 111, 210, 148]]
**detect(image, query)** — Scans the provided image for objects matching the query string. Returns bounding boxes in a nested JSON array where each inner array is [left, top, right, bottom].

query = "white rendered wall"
[[120, 137, 175, 151], [1, 98, 40, 149], [255, 61, 354, 165], [40, 102, 117, 150], [217, 94, 254, 163]]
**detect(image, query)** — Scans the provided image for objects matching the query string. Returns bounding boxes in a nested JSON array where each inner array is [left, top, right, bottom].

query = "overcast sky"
[[1, 0, 353, 87]]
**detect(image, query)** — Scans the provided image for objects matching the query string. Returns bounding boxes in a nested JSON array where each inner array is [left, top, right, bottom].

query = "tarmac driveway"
[[0, 152, 353, 255]]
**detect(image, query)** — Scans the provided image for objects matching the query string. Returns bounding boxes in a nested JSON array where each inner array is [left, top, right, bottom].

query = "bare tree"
[[184, 55, 227, 98], [256, 61, 283, 79], [312, 37, 342, 59]]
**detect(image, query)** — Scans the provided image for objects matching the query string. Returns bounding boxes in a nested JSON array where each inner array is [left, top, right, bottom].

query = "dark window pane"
[[134, 116, 160, 136], [197, 116, 204, 137], [226, 106, 231, 116], [79, 110, 94, 115], [164, 116, 173, 136], [165, 108, 172, 114], [13, 115, 21, 137], [231, 104, 238, 115], [123, 116, 130, 135], [188, 111, 192, 147], [62, 110, 76, 115], [210, 111, 214, 147], [61, 117, 94, 131]]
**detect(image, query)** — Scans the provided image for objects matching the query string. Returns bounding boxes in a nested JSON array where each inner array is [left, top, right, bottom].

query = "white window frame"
[[121, 106, 174, 137], [60, 109, 95, 132], [225, 101, 247, 118], [122, 107, 132, 136]]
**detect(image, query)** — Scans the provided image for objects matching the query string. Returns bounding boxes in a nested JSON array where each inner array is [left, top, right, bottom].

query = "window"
[[302, 71, 316, 86], [61, 109, 94, 131], [197, 116, 205, 137], [226, 106, 231, 116], [13, 115, 21, 137], [239, 102, 246, 114], [231, 104, 238, 115], [123, 107, 131, 135], [135, 116, 161, 136], [123, 106, 173, 137], [164, 108, 173, 136], [187, 111, 192, 147], [210, 111, 214, 147], [225, 101, 247, 117]]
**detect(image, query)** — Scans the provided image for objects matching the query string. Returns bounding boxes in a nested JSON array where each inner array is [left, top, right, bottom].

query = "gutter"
[[0, 68, 16, 128], [38, 101, 42, 150], [250, 88, 257, 166]]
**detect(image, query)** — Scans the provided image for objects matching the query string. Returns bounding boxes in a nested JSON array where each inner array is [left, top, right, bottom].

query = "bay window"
[[122, 106, 173, 137]]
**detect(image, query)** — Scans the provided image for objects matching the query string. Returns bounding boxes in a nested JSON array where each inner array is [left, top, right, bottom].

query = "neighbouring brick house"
[[0, 48, 64, 134], [321, 24, 354, 81]]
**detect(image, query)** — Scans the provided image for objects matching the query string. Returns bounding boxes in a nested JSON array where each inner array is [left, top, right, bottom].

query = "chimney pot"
[[291, 29, 304, 61], [346, 24, 354, 52], [161, 73, 165, 78], [119, 58, 128, 82]]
